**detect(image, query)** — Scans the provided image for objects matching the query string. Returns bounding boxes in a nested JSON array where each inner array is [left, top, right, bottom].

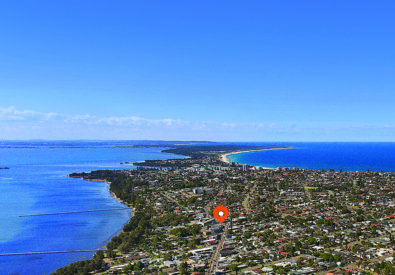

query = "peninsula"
[[132, 144, 290, 169]]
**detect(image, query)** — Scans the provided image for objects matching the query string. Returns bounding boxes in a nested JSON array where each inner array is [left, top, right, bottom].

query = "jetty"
[[0, 249, 99, 256], [19, 207, 130, 217]]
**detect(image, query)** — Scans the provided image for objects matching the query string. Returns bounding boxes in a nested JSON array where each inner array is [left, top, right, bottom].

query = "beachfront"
[[220, 147, 292, 166]]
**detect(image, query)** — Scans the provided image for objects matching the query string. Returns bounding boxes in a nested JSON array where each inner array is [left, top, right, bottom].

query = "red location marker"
[[213, 205, 229, 223]]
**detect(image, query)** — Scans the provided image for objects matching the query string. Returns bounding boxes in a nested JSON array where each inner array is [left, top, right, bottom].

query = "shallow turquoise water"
[[0, 141, 183, 274]]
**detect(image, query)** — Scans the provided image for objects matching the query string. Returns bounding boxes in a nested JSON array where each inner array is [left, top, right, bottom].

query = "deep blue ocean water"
[[0, 141, 184, 275], [227, 142, 395, 172]]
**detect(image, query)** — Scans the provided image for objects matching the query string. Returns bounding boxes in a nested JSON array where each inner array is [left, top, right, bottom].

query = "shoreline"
[[76, 177, 134, 250], [103, 180, 134, 241], [70, 177, 131, 208], [100, 181, 134, 249], [220, 147, 293, 169]]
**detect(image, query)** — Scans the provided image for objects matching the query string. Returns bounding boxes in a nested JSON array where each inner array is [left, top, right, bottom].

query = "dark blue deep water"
[[0, 141, 184, 275], [228, 142, 395, 172]]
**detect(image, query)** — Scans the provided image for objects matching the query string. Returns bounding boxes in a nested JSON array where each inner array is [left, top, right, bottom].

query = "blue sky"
[[1, 0, 394, 141]]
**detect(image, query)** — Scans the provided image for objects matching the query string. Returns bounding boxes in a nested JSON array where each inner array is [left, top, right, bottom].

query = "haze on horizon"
[[1, 0, 394, 142]]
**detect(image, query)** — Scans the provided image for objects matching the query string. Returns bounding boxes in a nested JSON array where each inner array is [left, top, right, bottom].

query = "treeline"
[[69, 169, 122, 180], [168, 180, 206, 190], [106, 208, 155, 254], [152, 213, 190, 227], [169, 224, 201, 237], [52, 250, 104, 275], [56, 169, 203, 274], [69, 170, 149, 210], [54, 170, 151, 274], [108, 174, 148, 210]]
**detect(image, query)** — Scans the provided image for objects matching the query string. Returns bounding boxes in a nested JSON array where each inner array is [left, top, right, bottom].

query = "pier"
[[0, 249, 100, 256], [19, 207, 130, 217]]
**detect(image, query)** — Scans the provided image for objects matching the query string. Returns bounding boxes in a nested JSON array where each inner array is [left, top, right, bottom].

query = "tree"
[[123, 263, 133, 272], [180, 262, 190, 275], [244, 231, 252, 239], [164, 252, 173, 261], [229, 263, 239, 274], [334, 254, 342, 262], [308, 236, 317, 245], [106, 249, 116, 259], [277, 268, 286, 274], [135, 261, 144, 270]]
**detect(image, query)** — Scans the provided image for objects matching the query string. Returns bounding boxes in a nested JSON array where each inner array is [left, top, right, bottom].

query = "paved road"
[[242, 182, 257, 213], [206, 187, 226, 274], [207, 224, 228, 274]]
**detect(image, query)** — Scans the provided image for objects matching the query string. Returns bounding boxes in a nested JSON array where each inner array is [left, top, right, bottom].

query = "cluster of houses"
[[96, 164, 395, 275]]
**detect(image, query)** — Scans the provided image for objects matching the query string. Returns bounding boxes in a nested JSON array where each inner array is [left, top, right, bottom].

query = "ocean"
[[0, 141, 184, 275], [227, 142, 395, 172]]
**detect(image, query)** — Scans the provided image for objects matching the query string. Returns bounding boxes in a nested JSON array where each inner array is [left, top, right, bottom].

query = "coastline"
[[101, 180, 134, 233], [72, 176, 134, 250], [70, 176, 132, 209], [100, 181, 134, 248], [220, 147, 293, 169], [108, 183, 134, 214]]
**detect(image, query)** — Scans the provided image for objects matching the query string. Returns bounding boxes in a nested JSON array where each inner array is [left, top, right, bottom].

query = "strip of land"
[[132, 144, 290, 168]]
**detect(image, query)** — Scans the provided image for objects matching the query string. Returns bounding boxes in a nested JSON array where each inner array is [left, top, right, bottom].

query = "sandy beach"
[[220, 147, 292, 168]]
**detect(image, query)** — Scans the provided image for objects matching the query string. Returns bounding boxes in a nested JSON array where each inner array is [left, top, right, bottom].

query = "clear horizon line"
[[1, 139, 395, 143]]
